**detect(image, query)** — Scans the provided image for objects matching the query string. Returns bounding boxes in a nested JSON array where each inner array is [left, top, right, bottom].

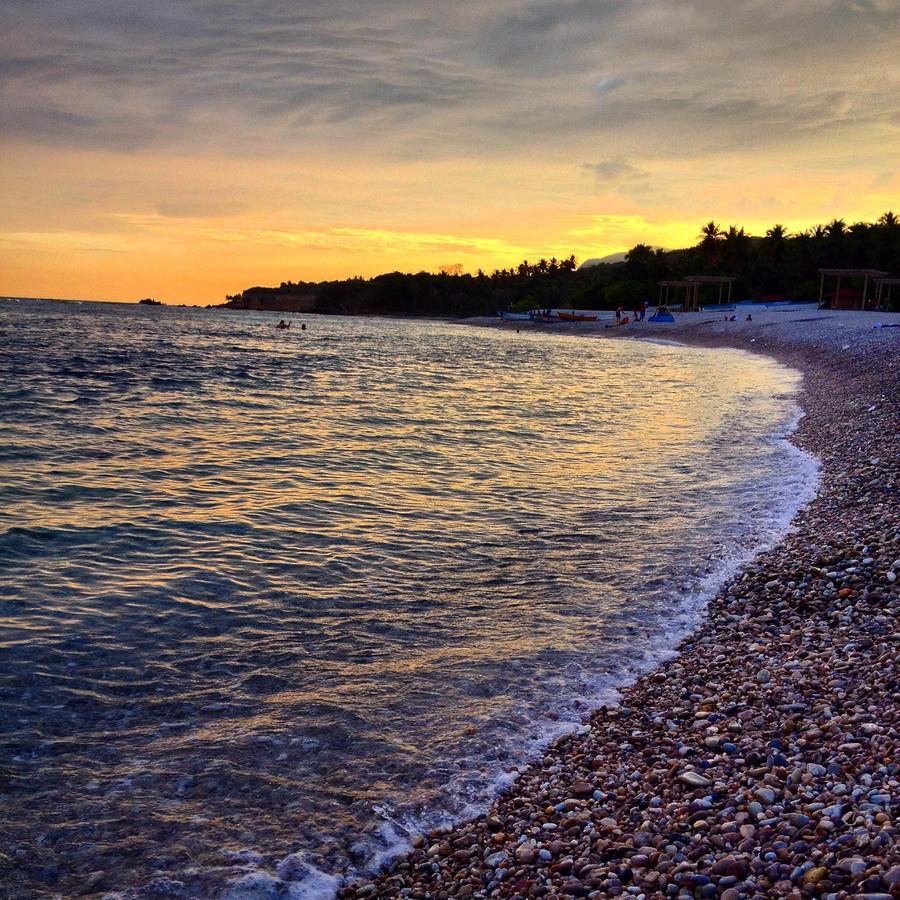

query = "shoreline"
[[344, 311, 899, 898]]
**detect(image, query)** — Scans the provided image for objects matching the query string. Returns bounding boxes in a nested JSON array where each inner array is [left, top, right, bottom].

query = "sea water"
[[0, 298, 817, 897]]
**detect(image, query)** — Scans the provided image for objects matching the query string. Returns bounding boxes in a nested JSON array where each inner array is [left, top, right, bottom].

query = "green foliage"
[[791, 279, 821, 301], [224, 211, 899, 316], [604, 280, 652, 309]]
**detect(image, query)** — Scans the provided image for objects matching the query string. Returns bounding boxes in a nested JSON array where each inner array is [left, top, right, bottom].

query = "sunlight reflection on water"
[[0, 299, 817, 897]]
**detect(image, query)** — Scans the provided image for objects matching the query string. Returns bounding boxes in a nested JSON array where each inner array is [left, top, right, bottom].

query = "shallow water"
[[0, 299, 817, 897]]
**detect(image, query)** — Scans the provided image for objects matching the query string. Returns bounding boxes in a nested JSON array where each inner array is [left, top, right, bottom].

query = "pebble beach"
[[339, 310, 899, 900]]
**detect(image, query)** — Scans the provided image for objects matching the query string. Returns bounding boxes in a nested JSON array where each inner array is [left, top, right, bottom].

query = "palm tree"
[[721, 225, 751, 276], [875, 211, 900, 270], [847, 222, 871, 267], [825, 218, 846, 239], [763, 224, 788, 263], [824, 219, 846, 266], [700, 221, 722, 242], [699, 221, 723, 268], [625, 243, 656, 280]]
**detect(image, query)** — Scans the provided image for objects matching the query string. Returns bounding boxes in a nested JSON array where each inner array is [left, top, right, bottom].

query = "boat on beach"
[[497, 311, 534, 321], [557, 311, 598, 322]]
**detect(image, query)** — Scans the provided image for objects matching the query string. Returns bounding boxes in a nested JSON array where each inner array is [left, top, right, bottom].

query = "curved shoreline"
[[345, 312, 899, 898]]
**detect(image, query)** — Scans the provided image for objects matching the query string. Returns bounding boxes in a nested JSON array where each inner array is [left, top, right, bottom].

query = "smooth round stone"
[[803, 866, 828, 885], [515, 846, 536, 864]]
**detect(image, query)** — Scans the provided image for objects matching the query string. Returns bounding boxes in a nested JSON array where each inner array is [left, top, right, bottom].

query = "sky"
[[1, 0, 898, 304]]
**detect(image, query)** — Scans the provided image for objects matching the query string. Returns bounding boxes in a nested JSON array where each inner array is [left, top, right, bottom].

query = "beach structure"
[[657, 280, 693, 310], [874, 276, 900, 308], [818, 268, 888, 310], [657, 275, 735, 311]]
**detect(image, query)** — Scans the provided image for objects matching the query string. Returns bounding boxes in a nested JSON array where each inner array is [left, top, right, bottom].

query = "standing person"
[[640, 301, 647, 322], [615, 306, 623, 323]]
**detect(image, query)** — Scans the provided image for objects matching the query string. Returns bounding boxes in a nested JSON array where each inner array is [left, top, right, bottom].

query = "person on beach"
[[616, 306, 623, 323], [640, 303, 647, 322]]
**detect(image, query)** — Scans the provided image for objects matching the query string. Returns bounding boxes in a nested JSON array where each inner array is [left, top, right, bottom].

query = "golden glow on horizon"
[[1, 142, 897, 305]]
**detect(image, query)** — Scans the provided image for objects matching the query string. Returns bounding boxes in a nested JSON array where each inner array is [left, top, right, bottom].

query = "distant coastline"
[[220, 213, 899, 319]]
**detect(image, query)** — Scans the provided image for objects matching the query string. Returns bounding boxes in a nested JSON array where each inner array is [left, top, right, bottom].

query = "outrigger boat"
[[557, 311, 598, 322]]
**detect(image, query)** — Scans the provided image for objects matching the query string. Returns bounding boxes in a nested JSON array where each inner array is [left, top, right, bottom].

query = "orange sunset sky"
[[2, 1, 899, 305]]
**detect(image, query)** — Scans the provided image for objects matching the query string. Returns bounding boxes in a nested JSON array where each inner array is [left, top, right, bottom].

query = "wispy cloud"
[[2, 1, 897, 157], [595, 76, 625, 95], [584, 158, 649, 183], [104, 214, 529, 259]]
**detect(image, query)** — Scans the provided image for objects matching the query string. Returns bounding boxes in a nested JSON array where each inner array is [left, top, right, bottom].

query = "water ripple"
[[0, 298, 817, 897]]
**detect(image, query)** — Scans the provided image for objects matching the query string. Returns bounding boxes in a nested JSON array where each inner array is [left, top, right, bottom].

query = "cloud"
[[870, 171, 897, 191], [584, 158, 649, 183], [594, 76, 625, 95], [2, 0, 900, 305], [0, 0, 898, 165], [103, 213, 530, 259], [154, 198, 251, 219]]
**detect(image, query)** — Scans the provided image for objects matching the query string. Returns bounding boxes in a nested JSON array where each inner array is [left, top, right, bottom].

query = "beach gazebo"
[[657, 280, 693, 310], [818, 268, 888, 310], [874, 276, 900, 308], [685, 275, 735, 310], [659, 276, 735, 311]]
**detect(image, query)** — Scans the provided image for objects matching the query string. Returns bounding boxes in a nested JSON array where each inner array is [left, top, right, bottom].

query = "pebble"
[[677, 771, 712, 789]]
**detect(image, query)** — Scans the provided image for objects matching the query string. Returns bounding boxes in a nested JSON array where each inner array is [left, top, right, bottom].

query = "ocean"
[[0, 298, 818, 897]]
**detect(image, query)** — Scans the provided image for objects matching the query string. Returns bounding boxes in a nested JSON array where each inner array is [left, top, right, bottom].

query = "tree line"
[[221, 212, 899, 316]]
